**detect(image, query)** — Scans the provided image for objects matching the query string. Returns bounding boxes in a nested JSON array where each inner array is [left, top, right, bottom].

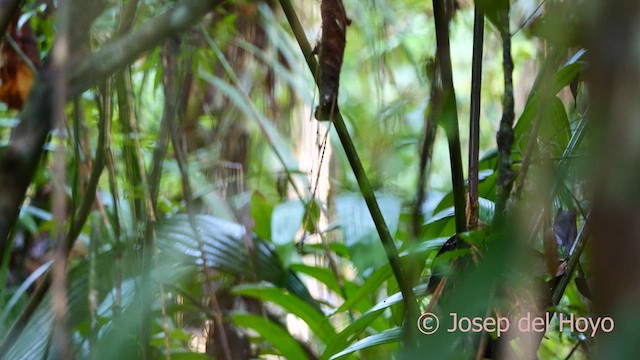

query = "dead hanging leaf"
[[315, 0, 351, 121], [0, 14, 40, 110], [543, 228, 561, 276]]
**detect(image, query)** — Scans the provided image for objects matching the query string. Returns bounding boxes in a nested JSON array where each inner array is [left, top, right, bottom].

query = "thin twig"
[[303, 124, 352, 311], [413, 58, 439, 237], [512, 0, 547, 36], [5, 34, 38, 74]]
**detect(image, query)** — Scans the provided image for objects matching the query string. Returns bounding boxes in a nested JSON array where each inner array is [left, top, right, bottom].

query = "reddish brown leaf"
[[0, 14, 40, 110]]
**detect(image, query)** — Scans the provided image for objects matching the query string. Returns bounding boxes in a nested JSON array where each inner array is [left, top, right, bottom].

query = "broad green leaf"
[[232, 283, 336, 344], [330, 327, 402, 360], [0, 261, 51, 327], [332, 265, 392, 315], [336, 194, 401, 277], [322, 309, 387, 360], [479, 171, 498, 202], [514, 52, 585, 152], [302, 239, 350, 259], [539, 97, 571, 157], [322, 284, 427, 360], [3, 253, 119, 359], [330, 237, 447, 315], [551, 62, 585, 96], [401, 237, 449, 258], [232, 312, 309, 360], [157, 214, 318, 307], [290, 264, 358, 301], [424, 207, 455, 239], [250, 192, 273, 241], [478, 197, 495, 224], [271, 200, 304, 265]]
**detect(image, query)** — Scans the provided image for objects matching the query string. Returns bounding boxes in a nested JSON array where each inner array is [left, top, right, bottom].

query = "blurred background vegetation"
[[0, 0, 637, 359]]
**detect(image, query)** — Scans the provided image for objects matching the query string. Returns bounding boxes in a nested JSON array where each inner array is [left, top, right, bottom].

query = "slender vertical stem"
[[493, 10, 515, 228], [432, 0, 466, 233], [51, 0, 72, 356], [413, 59, 439, 236], [468, 8, 484, 230], [331, 110, 420, 336]]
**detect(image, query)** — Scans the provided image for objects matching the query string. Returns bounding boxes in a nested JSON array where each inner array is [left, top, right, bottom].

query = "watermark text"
[[417, 312, 614, 337]]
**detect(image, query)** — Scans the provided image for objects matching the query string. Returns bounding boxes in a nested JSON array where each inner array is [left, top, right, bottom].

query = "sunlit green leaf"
[[330, 327, 402, 360], [232, 312, 309, 360], [232, 283, 336, 344]]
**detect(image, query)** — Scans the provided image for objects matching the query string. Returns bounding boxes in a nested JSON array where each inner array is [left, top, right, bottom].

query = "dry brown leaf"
[[0, 14, 40, 110]]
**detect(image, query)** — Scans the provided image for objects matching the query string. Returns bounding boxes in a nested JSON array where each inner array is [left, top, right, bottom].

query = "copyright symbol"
[[417, 312, 439, 335]]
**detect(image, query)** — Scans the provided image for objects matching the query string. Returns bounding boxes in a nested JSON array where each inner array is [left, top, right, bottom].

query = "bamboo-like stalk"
[[468, 8, 484, 230], [432, 0, 466, 234]]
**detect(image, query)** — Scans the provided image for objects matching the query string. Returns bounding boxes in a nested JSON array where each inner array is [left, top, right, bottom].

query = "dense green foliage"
[[0, 0, 635, 359]]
